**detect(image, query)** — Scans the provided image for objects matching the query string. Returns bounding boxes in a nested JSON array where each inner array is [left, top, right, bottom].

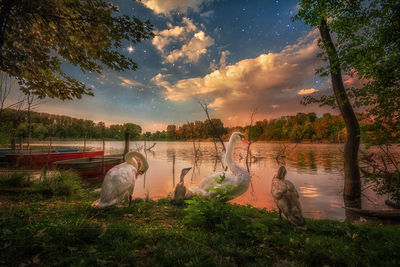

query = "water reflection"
[[34, 140, 390, 221]]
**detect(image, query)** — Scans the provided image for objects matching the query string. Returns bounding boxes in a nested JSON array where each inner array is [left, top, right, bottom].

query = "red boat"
[[54, 155, 123, 181], [6, 150, 104, 169]]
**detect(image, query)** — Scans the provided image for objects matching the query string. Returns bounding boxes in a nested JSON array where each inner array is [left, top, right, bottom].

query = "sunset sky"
[[10, 0, 344, 132]]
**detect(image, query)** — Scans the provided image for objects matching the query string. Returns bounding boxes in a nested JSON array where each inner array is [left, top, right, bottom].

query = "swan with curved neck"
[[190, 132, 250, 198], [92, 151, 149, 208]]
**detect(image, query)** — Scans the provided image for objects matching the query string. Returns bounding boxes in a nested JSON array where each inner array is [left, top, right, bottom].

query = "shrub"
[[184, 174, 246, 232], [361, 146, 400, 206], [36, 170, 83, 197], [365, 171, 400, 205], [0, 172, 33, 188]]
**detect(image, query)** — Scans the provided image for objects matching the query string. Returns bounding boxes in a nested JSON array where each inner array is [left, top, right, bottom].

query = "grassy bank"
[[1, 173, 400, 266]]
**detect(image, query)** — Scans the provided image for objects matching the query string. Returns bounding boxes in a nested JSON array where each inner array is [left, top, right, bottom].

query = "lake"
[[35, 140, 390, 221]]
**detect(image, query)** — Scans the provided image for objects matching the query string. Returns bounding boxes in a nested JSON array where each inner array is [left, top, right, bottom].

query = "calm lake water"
[[35, 140, 390, 221]]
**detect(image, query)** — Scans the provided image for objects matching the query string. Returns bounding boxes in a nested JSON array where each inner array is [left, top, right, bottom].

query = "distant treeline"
[[0, 108, 371, 144], [154, 113, 348, 143], [0, 109, 141, 144], [149, 112, 372, 143]]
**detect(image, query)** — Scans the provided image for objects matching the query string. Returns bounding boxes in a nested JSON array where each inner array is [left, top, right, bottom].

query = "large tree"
[[299, 0, 400, 146], [296, 0, 400, 204], [332, 0, 400, 146], [0, 0, 153, 100], [296, 0, 361, 205]]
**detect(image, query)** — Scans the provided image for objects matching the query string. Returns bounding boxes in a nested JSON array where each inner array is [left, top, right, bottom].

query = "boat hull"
[[54, 155, 123, 181], [6, 151, 104, 169]]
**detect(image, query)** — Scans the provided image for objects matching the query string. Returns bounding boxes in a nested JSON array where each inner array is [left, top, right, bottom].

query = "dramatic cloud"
[[166, 31, 214, 63], [219, 50, 230, 69], [297, 88, 318, 95], [141, 0, 213, 15], [152, 31, 324, 123], [152, 17, 214, 64]]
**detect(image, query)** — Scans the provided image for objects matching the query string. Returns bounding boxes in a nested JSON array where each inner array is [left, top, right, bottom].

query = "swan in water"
[[190, 132, 250, 199], [271, 166, 306, 227], [92, 151, 149, 208], [170, 167, 192, 205]]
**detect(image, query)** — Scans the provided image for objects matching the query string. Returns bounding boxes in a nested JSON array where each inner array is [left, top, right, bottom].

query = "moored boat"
[[54, 155, 123, 181], [6, 150, 103, 169]]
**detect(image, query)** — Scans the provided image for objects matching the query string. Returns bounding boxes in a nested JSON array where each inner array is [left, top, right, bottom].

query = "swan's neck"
[[225, 138, 247, 174]]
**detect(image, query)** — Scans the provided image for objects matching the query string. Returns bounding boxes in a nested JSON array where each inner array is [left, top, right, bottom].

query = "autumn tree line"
[[0, 108, 375, 144], [157, 112, 372, 143], [0, 109, 141, 144]]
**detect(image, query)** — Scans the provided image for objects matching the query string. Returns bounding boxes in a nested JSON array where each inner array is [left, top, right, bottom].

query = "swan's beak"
[[241, 136, 249, 144]]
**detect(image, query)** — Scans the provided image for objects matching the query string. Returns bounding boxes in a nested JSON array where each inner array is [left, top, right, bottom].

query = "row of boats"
[[0, 148, 124, 181]]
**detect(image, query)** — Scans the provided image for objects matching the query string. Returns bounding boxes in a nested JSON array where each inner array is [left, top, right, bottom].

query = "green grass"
[[35, 170, 83, 197], [0, 181, 400, 266], [0, 170, 83, 198], [0, 172, 34, 188]]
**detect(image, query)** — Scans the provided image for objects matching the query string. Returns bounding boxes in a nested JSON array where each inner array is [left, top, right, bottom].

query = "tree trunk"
[[27, 107, 31, 149], [11, 133, 15, 150], [123, 132, 130, 157], [319, 19, 361, 206]]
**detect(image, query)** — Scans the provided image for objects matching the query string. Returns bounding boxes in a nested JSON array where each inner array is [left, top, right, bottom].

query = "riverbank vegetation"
[[0, 170, 82, 197], [0, 108, 378, 145], [1, 173, 399, 266]]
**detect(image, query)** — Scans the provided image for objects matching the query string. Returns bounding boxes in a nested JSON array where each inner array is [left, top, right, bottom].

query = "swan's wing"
[[278, 180, 305, 226], [271, 178, 288, 200], [221, 172, 250, 197], [199, 171, 226, 189], [191, 171, 250, 199], [284, 180, 299, 198], [190, 171, 226, 197], [96, 163, 137, 206]]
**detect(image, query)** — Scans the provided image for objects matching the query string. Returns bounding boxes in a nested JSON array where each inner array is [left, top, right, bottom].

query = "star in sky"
[[127, 46, 134, 53]]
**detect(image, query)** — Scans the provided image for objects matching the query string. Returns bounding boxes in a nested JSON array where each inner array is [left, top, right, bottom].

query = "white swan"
[[271, 166, 306, 227], [190, 132, 250, 199], [92, 151, 149, 208]]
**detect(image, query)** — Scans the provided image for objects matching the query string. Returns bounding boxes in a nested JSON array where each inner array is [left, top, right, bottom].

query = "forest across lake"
[[1, 108, 375, 144]]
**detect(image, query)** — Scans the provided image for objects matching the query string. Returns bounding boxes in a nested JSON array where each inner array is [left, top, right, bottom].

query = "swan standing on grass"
[[190, 132, 250, 199], [271, 166, 306, 228], [92, 151, 149, 208]]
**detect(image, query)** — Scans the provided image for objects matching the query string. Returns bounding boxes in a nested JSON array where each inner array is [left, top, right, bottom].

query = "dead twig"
[[246, 108, 258, 172]]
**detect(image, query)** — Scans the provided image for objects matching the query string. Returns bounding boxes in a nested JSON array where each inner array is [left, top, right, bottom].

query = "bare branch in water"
[[146, 143, 156, 151], [199, 101, 226, 170], [246, 108, 258, 172], [275, 142, 298, 166], [199, 101, 226, 152]]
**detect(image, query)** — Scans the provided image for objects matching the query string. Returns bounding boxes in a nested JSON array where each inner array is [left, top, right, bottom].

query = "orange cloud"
[[119, 77, 143, 88], [141, 0, 213, 15], [297, 88, 318, 95], [152, 31, 324, 124], [343, 72, 370, 88]]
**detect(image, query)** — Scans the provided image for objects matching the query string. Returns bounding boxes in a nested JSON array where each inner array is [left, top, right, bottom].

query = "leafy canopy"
[[295, 0, 400, 145], [0, 0, 154, 100]]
